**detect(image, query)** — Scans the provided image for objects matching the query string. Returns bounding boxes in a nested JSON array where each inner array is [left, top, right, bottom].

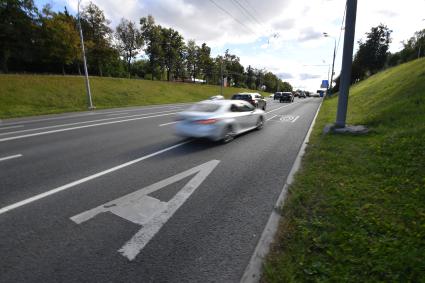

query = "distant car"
[[175, 100, 265, 143], [209, 95, 224, 100], [274, 92, 282, 100], [231, 93, 267, 110], [299, 92, 306, 98], [279, 92, 294, 103]]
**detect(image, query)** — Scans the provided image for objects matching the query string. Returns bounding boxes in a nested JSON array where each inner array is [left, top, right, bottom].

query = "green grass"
[[263, 58, 425, 282], [0, 75, 269, 119]]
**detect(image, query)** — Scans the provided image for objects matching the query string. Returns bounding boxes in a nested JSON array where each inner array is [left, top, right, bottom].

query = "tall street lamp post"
[[323, 32, 336, 96], [77, 0, 95, 110]]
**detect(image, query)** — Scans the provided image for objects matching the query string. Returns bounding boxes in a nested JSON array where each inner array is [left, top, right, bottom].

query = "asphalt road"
[[0, 97, 321, 282]]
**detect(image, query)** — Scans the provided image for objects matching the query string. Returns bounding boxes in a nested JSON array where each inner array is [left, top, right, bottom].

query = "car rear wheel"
[[222, 125, 235, 143], [256, 117, 264, 130]]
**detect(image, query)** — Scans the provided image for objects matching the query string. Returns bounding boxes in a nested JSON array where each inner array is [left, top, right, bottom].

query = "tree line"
[[0, 0, 293, 93], [333, 24, 425, 92]]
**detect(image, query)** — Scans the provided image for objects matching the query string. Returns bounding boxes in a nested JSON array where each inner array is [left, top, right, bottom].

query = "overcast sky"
[[37, 0, 425, 91]]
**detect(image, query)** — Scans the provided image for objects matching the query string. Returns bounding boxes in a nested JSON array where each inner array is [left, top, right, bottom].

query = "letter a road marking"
[[70, 160, 220, 261]]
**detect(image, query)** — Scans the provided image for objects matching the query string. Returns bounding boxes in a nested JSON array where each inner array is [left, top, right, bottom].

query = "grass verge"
[[0, 74, 269, 119], [263, 58, 425, 282]]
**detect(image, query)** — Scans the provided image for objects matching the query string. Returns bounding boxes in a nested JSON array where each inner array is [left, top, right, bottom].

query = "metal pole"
[[335, 0, 357, 128], [220, 60, 223, 96], [329, 39, 336, 95], [77, 0, 94, 110]]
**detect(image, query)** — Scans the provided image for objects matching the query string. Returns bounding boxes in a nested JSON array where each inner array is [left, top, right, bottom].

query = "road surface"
[[0, 97, 321, 282]]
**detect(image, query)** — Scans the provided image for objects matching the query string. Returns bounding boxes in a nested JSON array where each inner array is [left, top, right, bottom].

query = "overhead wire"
[[207, 0, 257, 35]]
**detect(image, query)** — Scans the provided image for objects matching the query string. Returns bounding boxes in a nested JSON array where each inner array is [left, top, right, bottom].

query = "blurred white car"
[[208, 95, 225, 100], [175, 100, 265, 142]]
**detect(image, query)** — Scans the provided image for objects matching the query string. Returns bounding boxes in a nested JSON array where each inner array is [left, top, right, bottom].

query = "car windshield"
[[232, 94, 251, 100], [189, 103, 221, 112]]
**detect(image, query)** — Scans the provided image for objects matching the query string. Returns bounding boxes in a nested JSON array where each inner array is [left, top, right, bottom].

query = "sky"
[[36, 0, 425, 91]]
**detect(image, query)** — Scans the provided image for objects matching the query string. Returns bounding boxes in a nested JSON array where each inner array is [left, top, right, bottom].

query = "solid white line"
[[159, 121, 178, 127], [266, 115, 277, 121], [0, 154, 23, 162], [0, 109, 178, 137], [265, 100, 303, 115], [0, 140, 191, 216], [0, 125, 24, 130], [107, 112, 129, 116], [0, 112, 178, 143], [291, 115, 300, 123], [0, 105, 186, 126], [240, 99, 323, 283]]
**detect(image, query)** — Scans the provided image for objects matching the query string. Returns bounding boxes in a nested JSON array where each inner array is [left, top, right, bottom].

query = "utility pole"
[[77, 0, 95, 110], [335, 0, 357, 128], [323, 33, 336, 96], [220, 60, 223, 96]]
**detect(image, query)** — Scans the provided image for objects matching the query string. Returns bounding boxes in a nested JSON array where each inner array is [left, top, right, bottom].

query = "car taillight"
[[196, 119, 218, 125]]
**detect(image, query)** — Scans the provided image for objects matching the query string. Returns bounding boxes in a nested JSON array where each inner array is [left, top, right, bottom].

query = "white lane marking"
[[266, 115, 277, 121], [71, 159, 220, 261], [0, 154, 22, 162], [0, 109, 178, 137], [0, 125, 24, 130], [265, 100, 303, 115], [292, 115, 300, 123], [0, 112, 179, 143], [159, 121, 178, 127], [0, 105, 187, 126], [107, 112, 129, 116], [0, 140, 191, 216]]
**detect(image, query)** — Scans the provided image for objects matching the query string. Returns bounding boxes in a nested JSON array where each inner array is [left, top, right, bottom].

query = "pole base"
[[88, 106, 96, 110], [323, 123, 369, 135]]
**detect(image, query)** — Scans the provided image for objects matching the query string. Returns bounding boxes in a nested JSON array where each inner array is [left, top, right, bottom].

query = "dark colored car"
[[231, 93, 267, 110], [299, 91, 306, 98], [274, 92, 282, 100], [279, 92, 294, 103]]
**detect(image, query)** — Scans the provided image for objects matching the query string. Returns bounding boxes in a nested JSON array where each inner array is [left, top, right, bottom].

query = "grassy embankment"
[[0, 74, 269, 119], [263, 58, 425, 282]]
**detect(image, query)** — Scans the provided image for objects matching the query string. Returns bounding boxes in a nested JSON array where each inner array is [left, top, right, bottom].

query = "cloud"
[[299, 73, 321, 80], [277, 72, 294, 79], [376, 10, 399, 18], [272, 19, 295, 31], [298, 27, 322, 42]]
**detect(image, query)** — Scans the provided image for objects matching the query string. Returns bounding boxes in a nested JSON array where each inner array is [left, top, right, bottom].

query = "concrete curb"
[[240, 99, 323, 283]]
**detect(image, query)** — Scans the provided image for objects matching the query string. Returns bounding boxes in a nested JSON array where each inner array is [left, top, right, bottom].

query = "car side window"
[[230, 104, 238, 112], [239, 102, 255, 112]]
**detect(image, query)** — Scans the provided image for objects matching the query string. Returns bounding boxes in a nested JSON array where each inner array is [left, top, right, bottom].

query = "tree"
[[0, 0, 38, 73], [185, 40, 198, 81], [352, 24, 392, 81], [161, 27, 184, 81], [280, 81, 293, 92], [81, 2, 114, 76], [246, 65, 255, 89], [140, 15, 163, 80], [115, 18, 143, 75], [40, 8, 81, 74], [197, 43, 213, 83], [223, 50, 244, 87]]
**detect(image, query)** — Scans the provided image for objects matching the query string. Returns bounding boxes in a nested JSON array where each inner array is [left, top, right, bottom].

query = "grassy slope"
[[0, 75, 269, 119], [263, 58, 425, 282]]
